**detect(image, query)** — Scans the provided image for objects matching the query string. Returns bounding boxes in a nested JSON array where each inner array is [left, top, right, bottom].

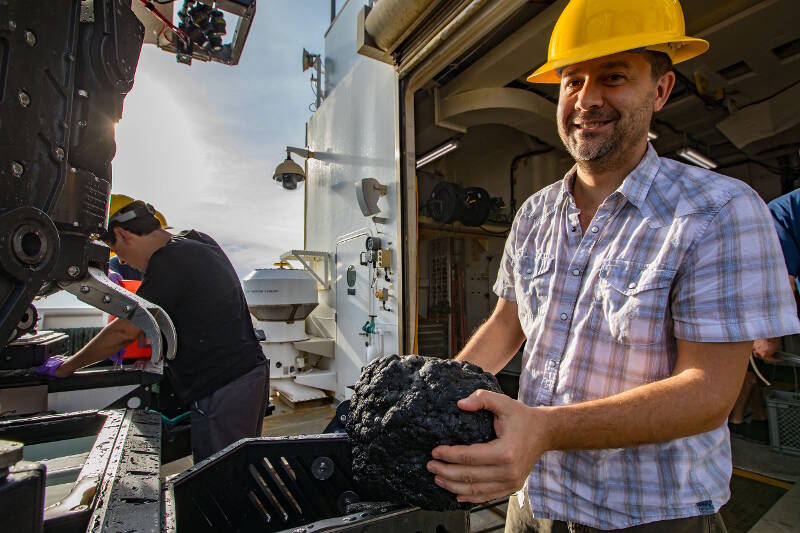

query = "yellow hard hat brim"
[[527, 36, 709, 84]]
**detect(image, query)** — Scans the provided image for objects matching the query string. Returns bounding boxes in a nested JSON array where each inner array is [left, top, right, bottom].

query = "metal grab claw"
[[60, 267, 177, 362]]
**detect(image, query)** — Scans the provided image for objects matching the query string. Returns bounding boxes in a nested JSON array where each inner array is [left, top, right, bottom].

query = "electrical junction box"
[[375, 288, 389, 302], [377, 249, 391, 269]]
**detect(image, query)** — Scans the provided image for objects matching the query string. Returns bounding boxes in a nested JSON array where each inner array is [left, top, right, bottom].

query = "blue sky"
[[112, 1, 333, 277]]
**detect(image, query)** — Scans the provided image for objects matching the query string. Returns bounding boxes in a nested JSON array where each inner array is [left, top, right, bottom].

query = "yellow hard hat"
[[527, 0, 709, 84], [108, 193, 168, 228], [108, 194, 135, 220]]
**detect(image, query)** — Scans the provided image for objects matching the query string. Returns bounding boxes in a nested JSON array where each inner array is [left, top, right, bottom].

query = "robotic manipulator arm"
[[0, 0, 166, 356]]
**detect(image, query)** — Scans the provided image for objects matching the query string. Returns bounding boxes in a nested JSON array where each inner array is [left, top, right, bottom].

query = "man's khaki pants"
[[505, 491, 727, 533]]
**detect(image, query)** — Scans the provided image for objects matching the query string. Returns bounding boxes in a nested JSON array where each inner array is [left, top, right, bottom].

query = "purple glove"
[[109, 350, 125, 365], [108, 271, 123, 285], [38, 355, 69, 377]]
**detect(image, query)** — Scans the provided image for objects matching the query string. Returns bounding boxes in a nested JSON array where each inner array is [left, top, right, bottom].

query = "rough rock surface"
[[346, 354, 502, 511]]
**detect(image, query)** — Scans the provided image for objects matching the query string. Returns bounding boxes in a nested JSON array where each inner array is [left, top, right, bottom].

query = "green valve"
[[362, 315, 376, 334]]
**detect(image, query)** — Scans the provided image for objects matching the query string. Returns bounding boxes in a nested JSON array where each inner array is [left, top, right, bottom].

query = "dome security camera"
[[272, 155, 306, 190]]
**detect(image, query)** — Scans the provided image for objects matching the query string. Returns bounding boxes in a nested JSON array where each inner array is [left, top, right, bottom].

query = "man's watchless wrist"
[[528, 404, 559, 453]]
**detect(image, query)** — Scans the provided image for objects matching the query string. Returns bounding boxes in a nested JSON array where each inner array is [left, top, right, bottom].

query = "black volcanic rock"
[[345, 354, 502, 511]]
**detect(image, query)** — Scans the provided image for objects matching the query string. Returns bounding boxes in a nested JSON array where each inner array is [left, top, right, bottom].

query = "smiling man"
[[425, 1, 800, 531]]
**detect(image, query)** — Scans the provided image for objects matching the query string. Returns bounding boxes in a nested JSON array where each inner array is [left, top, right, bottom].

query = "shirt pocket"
[[589, 260, 675, 346], [514, 253, 554, 320]]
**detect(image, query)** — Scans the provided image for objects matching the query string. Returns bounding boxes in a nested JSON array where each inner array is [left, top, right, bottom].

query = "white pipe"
[[397, 0, 489, 79], [365, 0, 435, 51]]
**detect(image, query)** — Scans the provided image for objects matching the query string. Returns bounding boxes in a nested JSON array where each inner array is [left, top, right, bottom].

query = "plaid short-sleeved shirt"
[[494, 144, 800, 529]]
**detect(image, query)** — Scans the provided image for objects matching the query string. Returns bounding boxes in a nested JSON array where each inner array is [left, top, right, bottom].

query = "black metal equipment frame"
[[161, 0, 256, 66], [163, 433, 469, 533]]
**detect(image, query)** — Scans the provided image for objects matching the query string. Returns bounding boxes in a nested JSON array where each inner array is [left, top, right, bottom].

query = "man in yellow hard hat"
[[426, 1, 800, 531], [40, 196, 269, 463], [107, 195, 167, 280]]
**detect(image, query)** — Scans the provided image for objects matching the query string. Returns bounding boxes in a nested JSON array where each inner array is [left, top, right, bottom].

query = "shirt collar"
[[616, 143, 661, 212], [555, 143, 661, 213]]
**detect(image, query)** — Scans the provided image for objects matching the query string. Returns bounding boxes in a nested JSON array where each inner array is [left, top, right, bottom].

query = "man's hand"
[[753, 338, 781, 363], [426, 389, 548, 504]]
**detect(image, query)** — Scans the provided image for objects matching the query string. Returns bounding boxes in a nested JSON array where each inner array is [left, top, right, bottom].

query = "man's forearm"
[[541, 343, 750, 451], [456, 308, 525, 374], [59, 320, 139, 374]]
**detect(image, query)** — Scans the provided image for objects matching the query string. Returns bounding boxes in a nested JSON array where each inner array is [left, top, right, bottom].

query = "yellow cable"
[[732, 468, 792, 490]]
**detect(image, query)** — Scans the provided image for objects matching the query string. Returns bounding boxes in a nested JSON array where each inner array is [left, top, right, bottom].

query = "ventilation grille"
[[718, 60, 752, 80], [773, 38, 800, 61]]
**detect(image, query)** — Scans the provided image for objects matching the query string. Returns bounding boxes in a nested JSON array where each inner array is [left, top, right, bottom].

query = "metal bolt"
[[102, 295, 111, 303], [78, 120, 87, 127], [72, 221, 79, 227], [24, 30, 36, 46], [17, 91, 30, 107], [7, 20, 16, 31], [54, 147, 65, 161], [70, 167, 77, 174], [123, 305, 132, 313], [80, 285, 90, 294], [67, 265, 80, 277], [78, 89, 88, 98], [11, 161, 24, 178], [339, 414, 346, 423]]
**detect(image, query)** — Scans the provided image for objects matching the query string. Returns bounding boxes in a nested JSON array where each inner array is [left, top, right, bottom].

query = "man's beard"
[[558, 100, 653, 164]]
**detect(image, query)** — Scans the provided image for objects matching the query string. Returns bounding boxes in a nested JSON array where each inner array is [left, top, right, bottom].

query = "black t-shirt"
[[137, 230, 264, 404]]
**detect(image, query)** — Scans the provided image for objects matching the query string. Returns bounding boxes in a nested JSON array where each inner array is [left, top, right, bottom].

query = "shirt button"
[[572, 269, 580, 276], [591, 226, 599, 233], [560, 313, 568, 321], [527, 269, 533, 274], [628, 282, 637, 289]]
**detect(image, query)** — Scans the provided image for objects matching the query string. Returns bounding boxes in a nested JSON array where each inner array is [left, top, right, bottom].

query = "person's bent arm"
[[55, 319, 143, 377], [753, 275, 795, 362], [455, 297, 525, 374], [428, 339, 751, 503]]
